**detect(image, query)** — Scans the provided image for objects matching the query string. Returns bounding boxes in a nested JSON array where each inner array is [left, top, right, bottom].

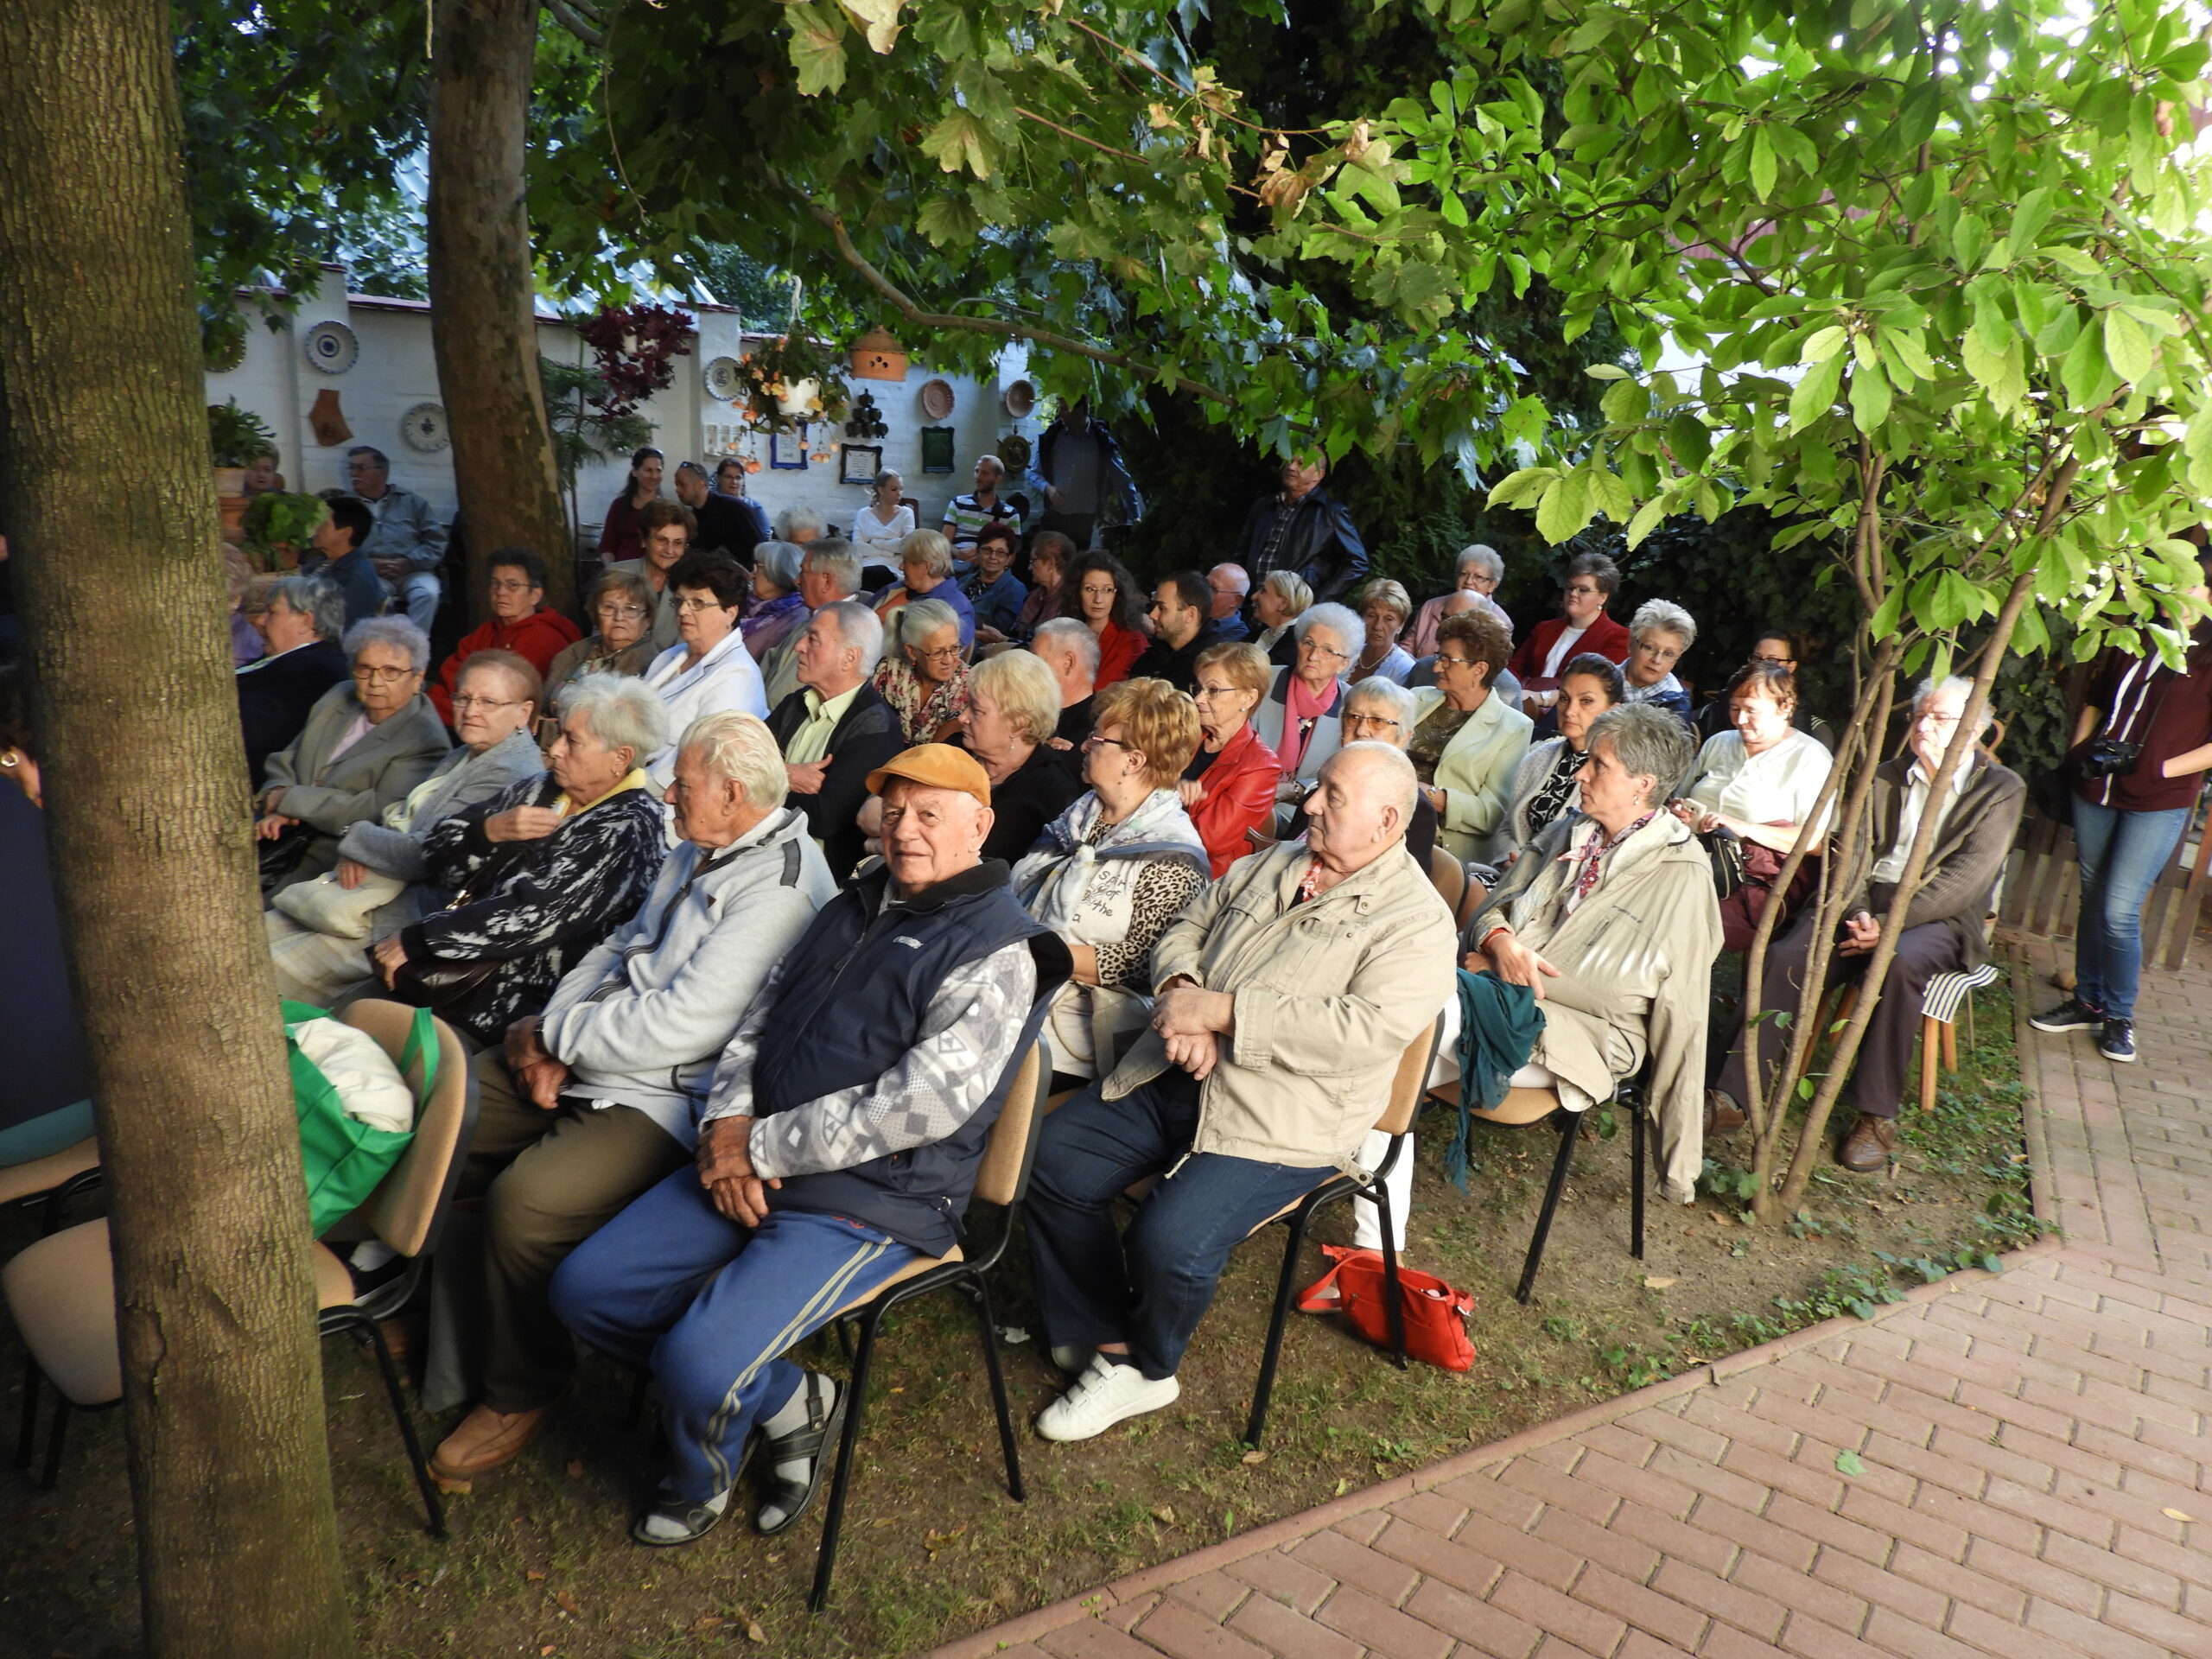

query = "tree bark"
[[0, 3, 354, 1656], [427, 0, 575, 614]]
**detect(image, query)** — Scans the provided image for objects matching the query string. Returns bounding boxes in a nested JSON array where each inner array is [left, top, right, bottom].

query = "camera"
[[2077, 735, 2142, 780]]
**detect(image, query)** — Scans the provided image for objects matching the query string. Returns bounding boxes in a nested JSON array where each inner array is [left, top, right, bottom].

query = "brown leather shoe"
[[1837, 1113, 1896, 1173], [1704, 1090, 1747, 1136], [431, 1403, 555, 1479]]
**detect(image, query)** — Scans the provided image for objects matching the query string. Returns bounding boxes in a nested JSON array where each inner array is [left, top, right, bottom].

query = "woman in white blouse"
[[852, 468, 916, 555], [1671, 660, 1832, 950], [639, 550, 768, 791]]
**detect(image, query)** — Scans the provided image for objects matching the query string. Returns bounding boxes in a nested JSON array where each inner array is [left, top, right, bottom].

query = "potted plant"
[[207, 400, 278, 543], [240, 490, 327, 573], [730, 334, 848, 434]]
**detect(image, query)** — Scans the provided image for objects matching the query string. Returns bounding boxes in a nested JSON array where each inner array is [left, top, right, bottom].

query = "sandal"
[[754, 1372, 846, 1536], [632, 1484, 735, 1548]]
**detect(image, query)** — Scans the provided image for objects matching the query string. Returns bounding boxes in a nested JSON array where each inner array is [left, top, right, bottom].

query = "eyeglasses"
[[1344, 712, 1402, 734], [1082, 732, 1135, 751], [1434, 652, 1477, 670], [352, 664, 417, 683], [487, 578, 537, 595], [912, 644, 965, 663], [1565, 582, 1604, 598], [1079, 583, 1118, 600], [1192, 683, 1243, 701], [596, 604, 650, 622], [1299, 639, 1351, 662], [673, 596, 727, 614], [451, 694, 523, 712], [1636, 641, 1683, 664]]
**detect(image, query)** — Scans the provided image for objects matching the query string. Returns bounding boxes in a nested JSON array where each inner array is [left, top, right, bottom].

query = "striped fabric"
[[1922, 961, 2000, 1027]]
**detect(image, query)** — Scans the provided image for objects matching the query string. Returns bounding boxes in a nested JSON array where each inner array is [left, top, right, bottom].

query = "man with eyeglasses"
[[426, 548, 582, 727], [1230, 451, 1370, 606], [346, 445, 449, 632], [1127, 571, 1219, 694]]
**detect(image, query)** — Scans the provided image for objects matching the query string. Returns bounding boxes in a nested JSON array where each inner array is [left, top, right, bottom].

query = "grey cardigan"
[[1249, 667, 1347, 783], [334, 728, 544, 935], [263, 685, 448, 887]]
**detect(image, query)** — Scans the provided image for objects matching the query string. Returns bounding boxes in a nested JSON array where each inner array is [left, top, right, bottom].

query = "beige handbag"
[[270, 865, 407, 939]]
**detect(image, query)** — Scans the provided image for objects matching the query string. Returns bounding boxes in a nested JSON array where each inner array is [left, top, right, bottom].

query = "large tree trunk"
[[427, 0, 575, 615], [0, 3, 354, 1656]]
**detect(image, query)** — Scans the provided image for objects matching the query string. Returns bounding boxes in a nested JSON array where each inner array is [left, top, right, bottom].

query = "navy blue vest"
[[754, 859, 1070, 1254]]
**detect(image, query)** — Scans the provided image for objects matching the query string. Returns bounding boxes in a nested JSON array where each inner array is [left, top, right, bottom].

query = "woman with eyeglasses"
[[1178, 642, 1281, 876], [265, 651, 546, 1006], [1055, 548, 1149, 687], [1504, 550, 1631, 715], [1012, 677, 1210, 1091], [1622, 599, 1696, 720], [1407, 609, 1535, 863], [541, 569, 660, 747], [873, 598, 974, 744], [639, 550, 771, 792], [1274, 676, 1439, 875], [1492, 653, 1624, 865], [1402, 544, 1512, 659], [255, 614, 449, 891], [1694, 627, 1836, 750], [1252, 601, 1360, 803]]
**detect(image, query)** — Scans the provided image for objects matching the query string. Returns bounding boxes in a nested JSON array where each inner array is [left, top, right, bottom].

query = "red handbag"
[[1297, 1243, 1476, 1372]]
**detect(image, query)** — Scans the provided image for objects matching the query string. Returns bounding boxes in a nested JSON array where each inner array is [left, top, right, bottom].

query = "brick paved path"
[[930, 940, 2212, 1659]]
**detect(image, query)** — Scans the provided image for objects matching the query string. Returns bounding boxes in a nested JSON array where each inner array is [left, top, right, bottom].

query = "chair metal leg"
[[969, 1274, 1024, 1503], [1374, 1185, 1407, 1370], [40, 1169, 101, 1238], [1630, 1100, 1647, 1261], [16, 1360, 39, 1470], [39, 1395, 69, 1490], [1243, 1200, 1316, 1449], [1515, 1113, 1580, 1306], [809, 1310, 880, 1612], [359, 1318, 445, 1538]]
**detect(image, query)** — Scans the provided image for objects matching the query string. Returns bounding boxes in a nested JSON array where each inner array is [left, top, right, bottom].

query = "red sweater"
[[2075, 624, 2212, 813], [429, 608, 583, 723], [1505, 612, 1631, 692]]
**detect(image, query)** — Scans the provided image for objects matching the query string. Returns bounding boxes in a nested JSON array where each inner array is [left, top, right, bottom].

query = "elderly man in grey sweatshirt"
[[429, 710, 837, 1484]]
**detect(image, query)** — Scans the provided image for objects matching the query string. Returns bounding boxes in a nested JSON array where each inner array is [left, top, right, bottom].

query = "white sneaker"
[[1036, 1354, 1179, 1441]]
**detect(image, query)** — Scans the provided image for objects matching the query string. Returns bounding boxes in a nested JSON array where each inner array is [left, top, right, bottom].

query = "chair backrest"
[[1427, 845, 1466, 912], [1375, 1014, 1446, 1138], [972, 1039, 1049, 1210], [338, 999, 479, 1259]]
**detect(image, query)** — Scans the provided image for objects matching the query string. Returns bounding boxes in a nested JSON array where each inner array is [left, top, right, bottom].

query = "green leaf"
[[1834, 1450, 1866, 1477], [1848, 360, 1892, 431], [1486, 467, 1556, 509], [1801, 325, 1847, 365], [1584, 363, 1630, 380], [1788, 353, 1843, 435], [1624, 494, 1669, 550], [2010, 186, 2053, 252], [1750, 128, 1777, 201], [2062, 322, 2111, 409], [787, 3, 850, 96], [1877, 327, 1935, 383], [1961, 333, 2027, 415], [1951, 213, 1991, 272], [915, 193, 982, 248], [1870, 585, 1906, 641], [1534, 468, 1592, 545], [2103, 307, 2154, 385]]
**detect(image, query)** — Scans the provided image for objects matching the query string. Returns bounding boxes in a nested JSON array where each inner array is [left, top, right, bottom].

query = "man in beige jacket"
[[1026, 743, 1457, 1441]]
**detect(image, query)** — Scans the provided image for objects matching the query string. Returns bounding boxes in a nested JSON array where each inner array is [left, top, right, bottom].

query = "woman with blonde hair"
[[1179, 642, 1280, 877], [1351, 576, 1416, 684], [1251, 569, 1313, 666], [954, 647, 1083, 860], [1013, 677, 1211, 1088]]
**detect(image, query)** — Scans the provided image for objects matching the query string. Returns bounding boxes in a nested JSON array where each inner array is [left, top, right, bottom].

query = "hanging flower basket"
[[729, 335, 849, 434]]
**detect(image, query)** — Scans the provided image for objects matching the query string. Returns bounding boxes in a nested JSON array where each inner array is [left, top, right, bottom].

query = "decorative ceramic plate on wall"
[[303, 320, 359, 375], [918, 378, 956, 420], [703, 355, 743, 401], [399, 402, 451, 453]]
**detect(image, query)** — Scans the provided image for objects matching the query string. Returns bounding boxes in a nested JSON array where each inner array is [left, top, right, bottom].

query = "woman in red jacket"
[[1505, 550, 1631, 715], [1178, 642, 1281, 877], [1058, 549, 1150, 687]]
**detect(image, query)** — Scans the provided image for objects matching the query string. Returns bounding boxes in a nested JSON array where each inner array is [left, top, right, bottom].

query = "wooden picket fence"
[[2003, 802, 2212, 970]]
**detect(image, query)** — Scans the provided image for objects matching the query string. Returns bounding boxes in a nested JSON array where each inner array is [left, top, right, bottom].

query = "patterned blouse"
[[1407, 701, 1478, 785], [1525, 741, 1586, 839], [873, 656, 974, 745]]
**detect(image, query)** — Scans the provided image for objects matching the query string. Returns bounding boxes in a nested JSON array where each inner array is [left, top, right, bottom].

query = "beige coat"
[[1103, 839, 1456, 1172], [1465, 810, 1721, 1204]]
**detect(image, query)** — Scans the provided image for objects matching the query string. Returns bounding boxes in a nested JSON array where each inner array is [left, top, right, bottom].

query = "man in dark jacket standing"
[[1713, 677, 2024, 1172], [767, 599, 906, 880], [1027, 399, 1140, 551], [1232, 452, 1369, 606], [552, 744, 1071, 1547]]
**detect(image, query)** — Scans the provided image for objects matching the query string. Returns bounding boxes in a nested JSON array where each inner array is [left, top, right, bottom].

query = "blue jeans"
[[550, 1172, 916, 1503], [2071, 800, 2190, 1021], [1025, 1075, 1333, 1382]]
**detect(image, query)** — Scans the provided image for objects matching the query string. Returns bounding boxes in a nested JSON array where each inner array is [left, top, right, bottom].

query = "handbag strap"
[[397, 1005, 442, 1109]]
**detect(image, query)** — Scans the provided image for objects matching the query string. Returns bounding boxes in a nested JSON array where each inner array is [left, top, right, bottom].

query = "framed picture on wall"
[[839, 444, 882, 486], [769, 427, 809, 471], [919, 425, 957, 474]]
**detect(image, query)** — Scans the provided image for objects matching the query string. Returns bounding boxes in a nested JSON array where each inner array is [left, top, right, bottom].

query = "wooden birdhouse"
[[849, 327, 908, 381]]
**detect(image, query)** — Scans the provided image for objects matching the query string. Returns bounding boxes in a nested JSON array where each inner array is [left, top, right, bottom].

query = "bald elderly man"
[[553, 744, 1071, 1545], [1026, 742, 1456, 1440]]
